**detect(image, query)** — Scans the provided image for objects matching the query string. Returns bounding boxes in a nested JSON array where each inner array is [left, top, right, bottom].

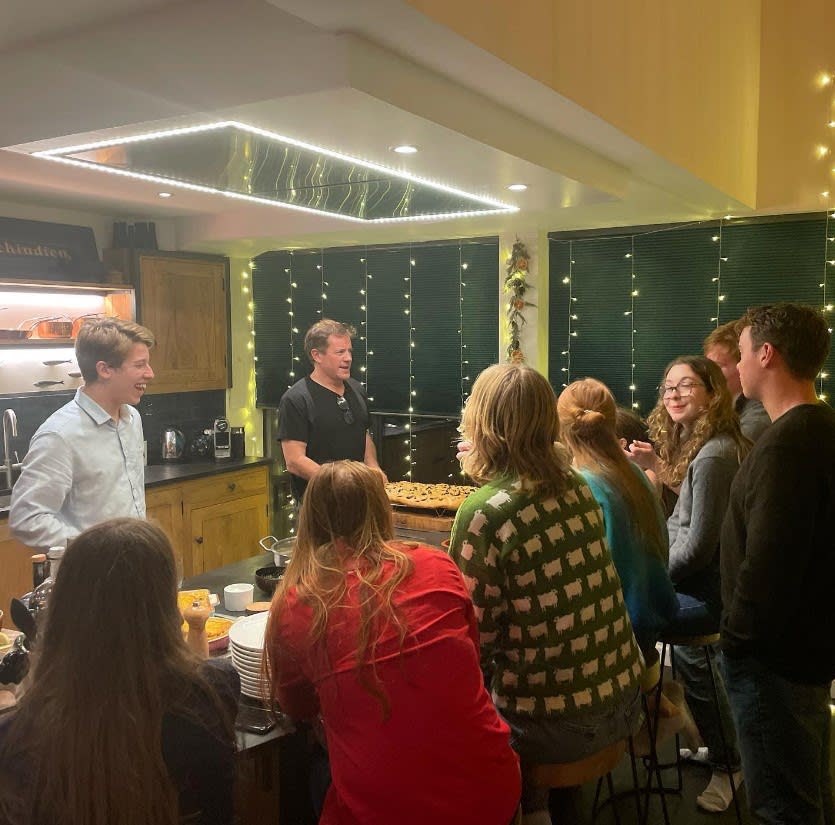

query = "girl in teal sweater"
[[557, 379, 677, 655]]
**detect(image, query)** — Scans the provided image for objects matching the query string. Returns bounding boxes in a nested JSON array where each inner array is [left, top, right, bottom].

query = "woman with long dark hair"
[[637, 355, 750, 812], [0, 518, 239, 825], [264, 460, 520, 825]]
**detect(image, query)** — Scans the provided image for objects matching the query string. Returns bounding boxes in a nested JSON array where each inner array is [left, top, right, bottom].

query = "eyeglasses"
[[336, 395, 354, 424], [658, 380, 705, 399]]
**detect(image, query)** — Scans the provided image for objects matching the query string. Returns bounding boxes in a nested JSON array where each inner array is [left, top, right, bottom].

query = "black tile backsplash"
[[0, 390, 226, 466]]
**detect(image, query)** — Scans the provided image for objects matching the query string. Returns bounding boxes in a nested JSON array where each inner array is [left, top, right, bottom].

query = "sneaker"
[[679, 745, 710, 764], [696, 770, 743, 813]]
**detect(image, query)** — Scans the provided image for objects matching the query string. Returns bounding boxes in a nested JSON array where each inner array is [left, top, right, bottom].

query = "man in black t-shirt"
[[278, 319, 386, 501], [720, 303, 835, 825]]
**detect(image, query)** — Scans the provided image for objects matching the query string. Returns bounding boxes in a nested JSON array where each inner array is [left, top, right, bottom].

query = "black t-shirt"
[[721, 402, 835, 684], [277, 376, 370, 499]]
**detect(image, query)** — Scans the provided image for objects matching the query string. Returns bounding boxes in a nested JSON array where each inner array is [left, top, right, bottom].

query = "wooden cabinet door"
[[145, 485, 188, 578], [138, 255, 229, 394], [0, 522, 33, 629], [188, 494, 269, 574]]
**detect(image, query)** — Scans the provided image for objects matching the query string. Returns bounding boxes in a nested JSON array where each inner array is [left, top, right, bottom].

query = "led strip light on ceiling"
[[32, 121, 519, 223]]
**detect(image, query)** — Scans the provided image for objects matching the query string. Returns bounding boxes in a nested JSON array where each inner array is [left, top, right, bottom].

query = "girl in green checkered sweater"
[[450, 364, 643, 825]]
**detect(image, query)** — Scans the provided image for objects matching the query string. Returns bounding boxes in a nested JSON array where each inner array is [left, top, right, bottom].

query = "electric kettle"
[[161, 427, 185, 462]]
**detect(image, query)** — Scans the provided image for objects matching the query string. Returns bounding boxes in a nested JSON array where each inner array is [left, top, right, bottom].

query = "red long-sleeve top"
[[266, 543, 520, 825]]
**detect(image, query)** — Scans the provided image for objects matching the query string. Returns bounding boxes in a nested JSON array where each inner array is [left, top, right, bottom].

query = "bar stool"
[[657, 631, 743, 825], [527, 738, 641, 824], [634, 650, 673, 825]]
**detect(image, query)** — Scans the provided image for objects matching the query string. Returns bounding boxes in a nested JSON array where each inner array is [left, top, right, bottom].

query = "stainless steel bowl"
[[259, 535, 296, 568]]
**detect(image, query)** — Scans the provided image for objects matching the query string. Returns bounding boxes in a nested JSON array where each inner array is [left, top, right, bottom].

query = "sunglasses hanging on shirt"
[[336, 395, 354, 424]]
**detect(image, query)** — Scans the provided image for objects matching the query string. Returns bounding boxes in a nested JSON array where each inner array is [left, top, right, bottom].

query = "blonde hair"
[[266, 461, 413, 717], [557, 379, 668, 561], [75, 318, 155, 383], [647, 356, 750, 488], [460, 363, 571, 499]]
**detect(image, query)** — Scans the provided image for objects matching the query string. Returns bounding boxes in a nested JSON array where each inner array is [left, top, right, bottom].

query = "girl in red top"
[[264, 461, 520, 825]]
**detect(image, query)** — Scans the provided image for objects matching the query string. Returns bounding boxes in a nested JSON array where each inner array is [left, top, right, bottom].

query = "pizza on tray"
[[385, 481, 476, 511]]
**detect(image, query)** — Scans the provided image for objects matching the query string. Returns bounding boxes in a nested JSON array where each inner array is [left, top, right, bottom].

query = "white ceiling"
[[0, 0, 750, 256]]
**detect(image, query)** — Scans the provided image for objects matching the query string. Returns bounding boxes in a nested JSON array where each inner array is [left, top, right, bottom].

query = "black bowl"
[[255, 565, 286, 594]]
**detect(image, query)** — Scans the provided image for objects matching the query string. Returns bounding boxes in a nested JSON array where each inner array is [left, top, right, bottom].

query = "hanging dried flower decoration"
[[505, 239, 535, 362]]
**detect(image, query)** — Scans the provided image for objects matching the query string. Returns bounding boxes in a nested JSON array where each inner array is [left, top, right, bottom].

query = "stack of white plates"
[[228, 611, 270, 699]]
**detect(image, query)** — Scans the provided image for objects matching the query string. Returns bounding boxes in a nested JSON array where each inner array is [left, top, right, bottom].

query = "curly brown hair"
[[647, 356, 750, 488]]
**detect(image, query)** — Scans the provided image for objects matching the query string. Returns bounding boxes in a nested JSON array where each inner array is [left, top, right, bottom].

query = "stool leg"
[[605, 772, 622, 825], [702, 645, 743, 825], [640, 689, 671, 825], [659, 642, 684, 794], [626, 737, 643, 824]]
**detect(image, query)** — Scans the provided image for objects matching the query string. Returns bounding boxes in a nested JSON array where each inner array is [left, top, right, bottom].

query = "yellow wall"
[[756, 0, 835, 212], [407, 0, 761, 206]]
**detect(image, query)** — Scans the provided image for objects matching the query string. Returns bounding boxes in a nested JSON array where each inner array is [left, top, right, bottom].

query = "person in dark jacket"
[[721, 303, 835, 825]]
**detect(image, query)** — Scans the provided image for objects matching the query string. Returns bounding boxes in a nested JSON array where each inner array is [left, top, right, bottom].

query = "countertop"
[[144, 455, 274, 487], [0, 456, 275, 518]]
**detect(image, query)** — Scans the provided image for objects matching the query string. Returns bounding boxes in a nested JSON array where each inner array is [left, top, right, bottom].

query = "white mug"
[[224, 583, 254, 612]]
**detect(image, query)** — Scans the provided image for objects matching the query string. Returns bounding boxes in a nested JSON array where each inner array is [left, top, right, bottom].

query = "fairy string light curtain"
[[549, 215, 835, 412], [251, 237, 499, 416]]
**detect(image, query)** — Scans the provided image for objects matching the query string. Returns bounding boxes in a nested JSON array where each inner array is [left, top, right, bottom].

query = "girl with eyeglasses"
[[631, 355, 750, 813]]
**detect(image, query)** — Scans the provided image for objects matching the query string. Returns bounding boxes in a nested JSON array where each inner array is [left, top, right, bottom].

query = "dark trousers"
[[722, 654, 834, 825]]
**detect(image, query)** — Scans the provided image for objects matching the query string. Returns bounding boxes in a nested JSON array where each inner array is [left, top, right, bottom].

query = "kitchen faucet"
[[2, 408, 19, 491]]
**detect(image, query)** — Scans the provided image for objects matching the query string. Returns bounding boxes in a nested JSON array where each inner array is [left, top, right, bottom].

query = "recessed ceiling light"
[[507, 183, 528, 192], [158, 191, 172, 198], [392, 145, 419, 154]]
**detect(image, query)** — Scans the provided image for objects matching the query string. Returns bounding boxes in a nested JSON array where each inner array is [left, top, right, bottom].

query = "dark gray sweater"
[[668, 433, 741, 589]]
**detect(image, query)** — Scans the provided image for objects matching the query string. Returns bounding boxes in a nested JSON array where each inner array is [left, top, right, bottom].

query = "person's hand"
[[456, 440, 473, 462], [625, 440, 658, 473]]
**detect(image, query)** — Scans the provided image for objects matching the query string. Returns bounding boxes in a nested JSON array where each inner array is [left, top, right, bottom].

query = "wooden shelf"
[[0, 338, 76, 346]]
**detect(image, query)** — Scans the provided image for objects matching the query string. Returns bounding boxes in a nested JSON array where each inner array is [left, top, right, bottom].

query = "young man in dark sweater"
[[720, 302, 835, 825]]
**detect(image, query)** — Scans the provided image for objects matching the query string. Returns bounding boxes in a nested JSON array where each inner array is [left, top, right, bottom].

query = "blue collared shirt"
[[10, 388, 145, 551]]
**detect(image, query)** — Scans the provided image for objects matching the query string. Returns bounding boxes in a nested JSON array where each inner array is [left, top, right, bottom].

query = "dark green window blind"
[[253, 238, 499, 414], [365, 247, 411, 411], [252, 251, 292, 408], [631, 225, 718, 410], [549, 215, 833, 412]]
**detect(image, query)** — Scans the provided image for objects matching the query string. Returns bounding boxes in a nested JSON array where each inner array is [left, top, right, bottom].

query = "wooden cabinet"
[[147, 465, 270, 577], [0, 521, 32, 630], [103, 250, 230, 394], [145, 485, 186, 580]]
